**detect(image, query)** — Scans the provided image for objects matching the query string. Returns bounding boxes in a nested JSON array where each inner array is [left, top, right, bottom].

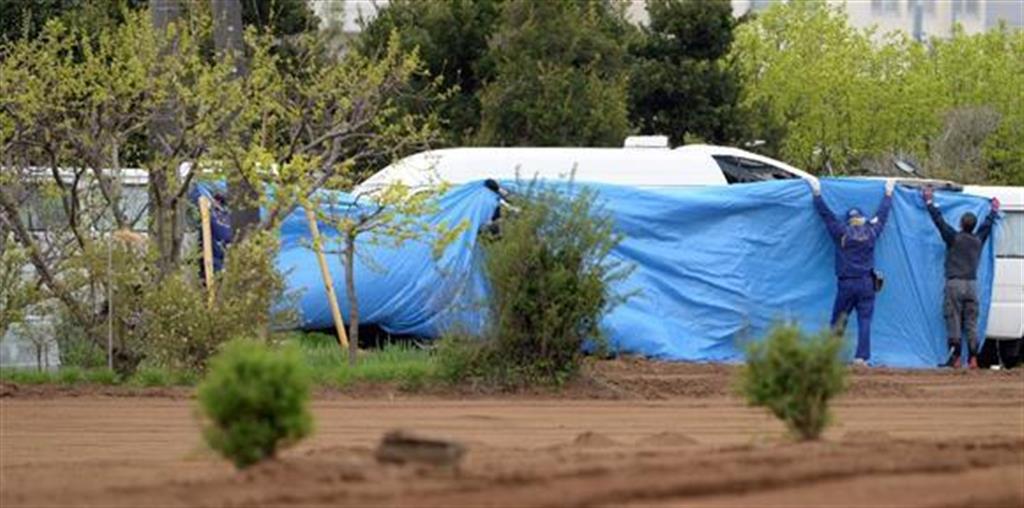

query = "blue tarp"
[[269, 178, 997, 368]]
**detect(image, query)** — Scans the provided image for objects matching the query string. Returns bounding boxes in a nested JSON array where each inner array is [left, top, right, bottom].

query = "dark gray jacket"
[[926, 202, 996, 280]]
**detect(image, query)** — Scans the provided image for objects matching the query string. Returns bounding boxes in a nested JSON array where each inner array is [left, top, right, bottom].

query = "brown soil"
[[2, 360, 1022, 507]]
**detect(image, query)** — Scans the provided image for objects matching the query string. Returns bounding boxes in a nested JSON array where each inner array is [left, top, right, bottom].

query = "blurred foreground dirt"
[[2, 360, 1022, 507]]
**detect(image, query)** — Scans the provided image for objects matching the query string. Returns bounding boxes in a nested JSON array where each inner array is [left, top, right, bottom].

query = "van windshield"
[[996, 211, 1023, 258], [712, 156, 797, 184]]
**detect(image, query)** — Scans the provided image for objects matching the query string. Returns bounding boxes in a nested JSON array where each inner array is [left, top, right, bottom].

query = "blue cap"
[[846, 208, 863, 219]]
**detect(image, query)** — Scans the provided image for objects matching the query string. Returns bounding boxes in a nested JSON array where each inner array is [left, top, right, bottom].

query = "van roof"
[[963, 185, 1024, 207], [355, 147, 730, 193]]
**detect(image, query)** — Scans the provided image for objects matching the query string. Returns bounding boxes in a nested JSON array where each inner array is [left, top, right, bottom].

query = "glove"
[[922, 186, 934, 204], [884, 178, 895, 196], [806, 177, 821, 196], [992, 197, 1000, 212]]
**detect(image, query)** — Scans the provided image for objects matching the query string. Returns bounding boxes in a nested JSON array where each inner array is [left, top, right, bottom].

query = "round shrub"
[[197, 339, 313, 468], [738, 324, 846, 440]]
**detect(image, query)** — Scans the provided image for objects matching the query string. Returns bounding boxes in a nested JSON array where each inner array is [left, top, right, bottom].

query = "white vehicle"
[[354, 138, 814, 194], [963, 186, 1024, 358]]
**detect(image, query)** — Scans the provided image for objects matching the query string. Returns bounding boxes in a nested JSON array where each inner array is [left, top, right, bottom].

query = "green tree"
[[0, 9, 439, 372], [0, 0, 318, 43], [731, 1, 1022, 184], [476, 0, 634, 147], [628, 0, 745, 145], [315, 182, 465, 366], [926, 26, 1024, 185], [357, 0, 504, 145], [240, 0, 317, 35]]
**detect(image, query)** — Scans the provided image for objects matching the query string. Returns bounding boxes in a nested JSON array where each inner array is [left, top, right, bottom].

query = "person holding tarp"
[[808, 178, 895, 366], [922, 187, 1000, 369]]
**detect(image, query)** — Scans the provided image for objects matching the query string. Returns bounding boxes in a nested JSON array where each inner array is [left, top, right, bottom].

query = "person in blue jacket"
[[808, 178, 895, 366]]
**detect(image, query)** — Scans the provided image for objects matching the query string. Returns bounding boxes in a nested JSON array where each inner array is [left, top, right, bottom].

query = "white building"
[[314, 0, 1022, 40], [733, 1, 1021, 39]]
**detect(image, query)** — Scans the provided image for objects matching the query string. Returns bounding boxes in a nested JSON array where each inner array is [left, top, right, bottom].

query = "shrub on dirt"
[[197, 339, 313, 469], [440, 184, 630, 386], [738, 324, 846, 441]]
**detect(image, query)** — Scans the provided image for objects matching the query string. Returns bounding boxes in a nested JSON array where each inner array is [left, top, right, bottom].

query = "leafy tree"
[[0, 8, 440, 372], [731, 1, 1023, 184], [0, 0, 144, 43], [476, 0, 634, 147], [438, 182, 631, 386], [315, 183, 466, 366], [357, 0, 504, 145], [240, 0, 318, 36], [0, 0, 317, 43], [628, 0, 746, 145], [927, 25, 1024, 185], [0, 233, 39, 339]]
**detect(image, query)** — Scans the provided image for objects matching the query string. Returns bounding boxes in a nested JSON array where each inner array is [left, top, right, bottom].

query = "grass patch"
[[286, 332, 439, 389], [0, 368, 57, 385], [0, 367, 122, 386], [1, 332, 441, 391], [128, 367, 197, 387]]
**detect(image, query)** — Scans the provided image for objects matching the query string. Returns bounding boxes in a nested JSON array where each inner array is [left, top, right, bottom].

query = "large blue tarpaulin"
[[267, 178, 997, 368]]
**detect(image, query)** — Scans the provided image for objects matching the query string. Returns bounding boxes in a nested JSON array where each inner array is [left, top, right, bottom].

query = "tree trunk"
[[344, 232, 358, 367], [212, 0, 260, 243], [150, 0, 184, 277]]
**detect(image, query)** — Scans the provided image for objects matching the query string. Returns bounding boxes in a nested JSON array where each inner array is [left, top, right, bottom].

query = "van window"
[[712, 156, 797, 184], [995, 211, 1023, 259]]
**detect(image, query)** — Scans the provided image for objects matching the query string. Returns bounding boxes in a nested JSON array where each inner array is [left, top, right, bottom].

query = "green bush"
[[197, 339, 313, 469], [84, 368, 120, 385], [57, 367, 85, 385], [142, 232, 293, 374], [738, 324, 846, 441], [441, 184, 630, 386], [130, 367, 173, 387]]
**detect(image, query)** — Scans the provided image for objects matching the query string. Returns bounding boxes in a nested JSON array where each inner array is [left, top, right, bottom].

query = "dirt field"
[[2, 360, 1022, 507]]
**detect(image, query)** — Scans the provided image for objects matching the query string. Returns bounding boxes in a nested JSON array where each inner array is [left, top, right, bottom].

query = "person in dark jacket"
[[923, 187, 1000, 369], [809, 178, 895, 366]]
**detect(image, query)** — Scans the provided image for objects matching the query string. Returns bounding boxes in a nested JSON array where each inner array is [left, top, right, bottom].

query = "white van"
[[354, 140, 814, 194], [963, 186, 1024, 347]]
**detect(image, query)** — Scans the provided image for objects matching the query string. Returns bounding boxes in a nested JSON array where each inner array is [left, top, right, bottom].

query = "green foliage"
[[442, 183, 630, 386], [286, 332, 438, 390], [239, 0, 318, 36], [0, 368, 55, 385], [321, 182, 466, 366], [731, 2, 1024, 183], [84, 368, 120, 385], [628, 0, 745, 145], [197, 339, 313, 469], [0, 236, 39, 338], [476, 0, 634, 146], [141, 232, 291, 373], [357, 0, 503, 144], [738, 324, 846, 441], [0, 367, 120, 385], [1, 6, 440, 374]]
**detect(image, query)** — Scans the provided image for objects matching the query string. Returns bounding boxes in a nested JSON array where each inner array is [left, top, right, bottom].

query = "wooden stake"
[[305, 206, 350, 349], [198, 196, 216, 308]]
